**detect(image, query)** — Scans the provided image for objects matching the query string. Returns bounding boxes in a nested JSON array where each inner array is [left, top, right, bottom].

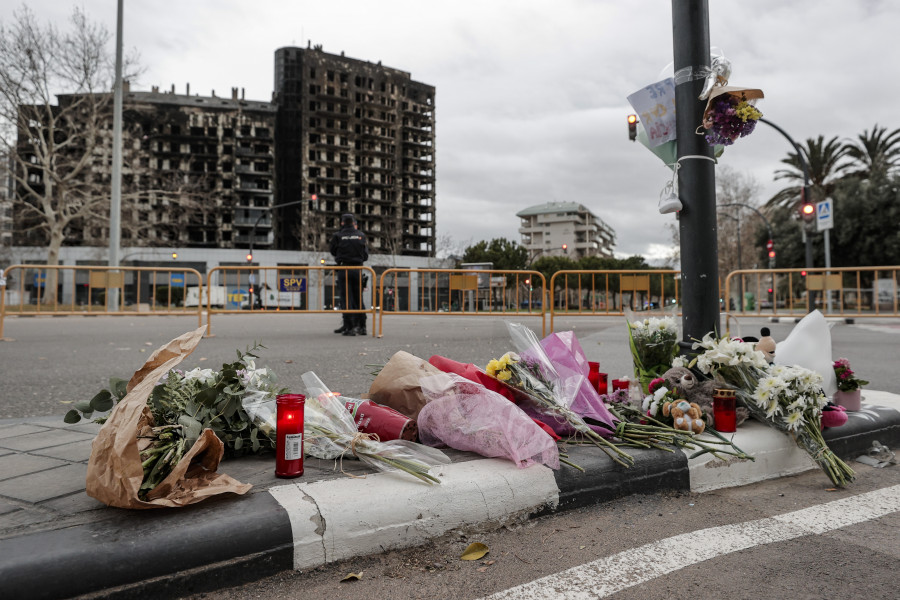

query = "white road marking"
[[481, 484, 900, 600]]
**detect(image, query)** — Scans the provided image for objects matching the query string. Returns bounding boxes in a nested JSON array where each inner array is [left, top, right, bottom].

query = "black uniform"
[[329, 216, 369, 335]]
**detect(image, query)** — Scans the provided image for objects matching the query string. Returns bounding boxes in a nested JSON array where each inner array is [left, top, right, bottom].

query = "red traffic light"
[[524, 278, 530, 285], [800, 270, 807, 277], [767, 288, 773, 294], [627, 114, 638, 124], [246, 253, 253, 262], [768, 250, 776, 259], [561, 244, 568, 251]]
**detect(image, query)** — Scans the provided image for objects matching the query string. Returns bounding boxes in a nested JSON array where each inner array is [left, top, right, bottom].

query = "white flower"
[[783, 410, 805, 432], [671, 355, 688, 369], [183, 367, 216, 384]]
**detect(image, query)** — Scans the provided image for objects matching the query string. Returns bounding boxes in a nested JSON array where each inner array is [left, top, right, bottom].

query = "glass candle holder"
[[276, 393, 305, 478], [713, 388, 737, 433], [612, 378, 630, 392]]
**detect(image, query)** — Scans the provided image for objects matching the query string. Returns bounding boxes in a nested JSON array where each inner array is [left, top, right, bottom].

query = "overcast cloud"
[[6, 0, 899, 261]]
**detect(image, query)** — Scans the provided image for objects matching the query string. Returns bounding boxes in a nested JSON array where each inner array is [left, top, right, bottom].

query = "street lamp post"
[[758, 117, 815, 313], [719, 202, 776, 314]]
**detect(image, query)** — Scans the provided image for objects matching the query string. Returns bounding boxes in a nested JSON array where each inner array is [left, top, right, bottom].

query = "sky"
[[5, 0, 900, 262]]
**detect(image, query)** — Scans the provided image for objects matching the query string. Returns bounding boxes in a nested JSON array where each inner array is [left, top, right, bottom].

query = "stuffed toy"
[[662, 399, 706, 434], [661, 366, 749, 429], [756, 327, 776, 363], [821, 402, 848, 429]]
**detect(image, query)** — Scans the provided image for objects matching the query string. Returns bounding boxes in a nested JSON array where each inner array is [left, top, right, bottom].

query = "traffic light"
[[627, 114, 638, 141], [561, 243, 568, 252], [766, 239, 775, 259], [246, 252, 253, 263], [800, 270, 807, 277], [800, 202, 815, 222], [767, 287, 773, 294], [171, 252, 178, 260]]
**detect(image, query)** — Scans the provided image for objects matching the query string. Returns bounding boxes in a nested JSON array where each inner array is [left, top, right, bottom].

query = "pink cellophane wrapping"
[[539, 330, 619, 433], [418, 372, 560, 470]]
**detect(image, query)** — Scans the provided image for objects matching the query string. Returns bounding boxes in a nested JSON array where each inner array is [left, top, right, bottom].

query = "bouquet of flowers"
[[486, 323, 634, 467], [691, 334, 854, 487], [68, 342, 285, 500], [833, 358, 868, 392], [417, 372, 561, 470], [626, 313, 679, 393], [299, 371, 450, 484], [701, 90, 762, 146]]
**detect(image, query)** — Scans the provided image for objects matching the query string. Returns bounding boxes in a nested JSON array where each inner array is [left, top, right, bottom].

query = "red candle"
[[713, 389, 737, 433], [596, 372, 608, 396], [276, 393, 305, 478], [588, 361, 601, 393], [612, 379, 629, 392]]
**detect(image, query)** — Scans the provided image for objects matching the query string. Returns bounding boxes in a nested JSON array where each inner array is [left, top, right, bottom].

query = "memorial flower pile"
[[67, 344, 286, 499], [691, 334, 854, 487]]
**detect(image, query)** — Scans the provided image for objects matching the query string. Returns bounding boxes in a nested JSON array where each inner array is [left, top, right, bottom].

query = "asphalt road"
[[183, 464, 900, 600], [1, 312, 898, 420]]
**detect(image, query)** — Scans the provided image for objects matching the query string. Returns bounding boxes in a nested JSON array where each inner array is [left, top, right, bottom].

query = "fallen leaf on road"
[[341, 571, 363, 582], [461, 542, 489, 561]]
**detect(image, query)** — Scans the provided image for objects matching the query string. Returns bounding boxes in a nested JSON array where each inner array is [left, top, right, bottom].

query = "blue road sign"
[[170, 273, 185, 288], [816, 199, 833, 231], [280, 277, 306, 292]]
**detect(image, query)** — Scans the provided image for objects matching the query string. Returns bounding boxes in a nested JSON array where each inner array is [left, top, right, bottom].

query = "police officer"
[[329, 214, 369, 336]]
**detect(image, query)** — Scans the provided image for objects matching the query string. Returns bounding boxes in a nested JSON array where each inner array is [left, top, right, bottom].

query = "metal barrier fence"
[[723, 266, 900, 318], [548, 270, 681, 332], [0, 264, 203, 338], [204, 265, 377, 337], [5, 263, 898, 341], [376, 269, 547, 337]]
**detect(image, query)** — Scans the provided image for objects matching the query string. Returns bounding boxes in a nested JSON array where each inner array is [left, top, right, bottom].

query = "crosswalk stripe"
[[481, 484, 900, 600]]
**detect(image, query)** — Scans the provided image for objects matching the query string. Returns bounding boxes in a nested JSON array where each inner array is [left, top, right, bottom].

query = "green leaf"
[[73, 399, 94, 413], [110, 378, 129, 399], [196, 387, 218, 407], [233, 436, 243, 450], [63, 409, 82, 424], [90, 389, 115, 412], [177, 415, 203, 443]]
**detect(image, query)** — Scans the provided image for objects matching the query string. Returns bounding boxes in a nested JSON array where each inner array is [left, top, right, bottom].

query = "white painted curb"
[[270, 459, 559, 570], [684, 392, 900, 492]]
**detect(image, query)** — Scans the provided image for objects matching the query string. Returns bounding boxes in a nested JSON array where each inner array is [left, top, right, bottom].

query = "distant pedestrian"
[[329, 214, 369, 336]]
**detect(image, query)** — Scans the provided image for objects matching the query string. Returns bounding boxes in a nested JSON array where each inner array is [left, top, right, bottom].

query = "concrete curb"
[[1, 396, 899, 600]]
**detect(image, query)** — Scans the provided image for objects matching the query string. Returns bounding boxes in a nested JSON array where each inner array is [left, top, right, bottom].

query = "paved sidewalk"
[[1, 393, 899, 600]]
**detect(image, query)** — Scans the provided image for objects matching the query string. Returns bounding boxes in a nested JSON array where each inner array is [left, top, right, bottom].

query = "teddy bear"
[[755, 327, 776, 363], [661, 366, 749, 429], [662, 399, 706, 434]]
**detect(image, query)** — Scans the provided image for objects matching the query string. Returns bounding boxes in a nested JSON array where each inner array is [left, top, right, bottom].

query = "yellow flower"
[[486, 359, 502, 376], [496, 369, 512, 382]]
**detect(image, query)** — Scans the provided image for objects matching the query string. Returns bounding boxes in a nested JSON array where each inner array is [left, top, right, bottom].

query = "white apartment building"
[[517, 201, 615, 261]]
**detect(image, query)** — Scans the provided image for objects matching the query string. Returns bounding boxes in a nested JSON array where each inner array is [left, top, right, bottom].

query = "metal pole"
[[108, 0, 124, 310], [672, 0, 720, 344]]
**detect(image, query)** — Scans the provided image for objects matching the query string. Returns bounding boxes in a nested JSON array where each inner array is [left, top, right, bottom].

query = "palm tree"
[[766, 135, 850, 210], [843, 124, 900, 180]]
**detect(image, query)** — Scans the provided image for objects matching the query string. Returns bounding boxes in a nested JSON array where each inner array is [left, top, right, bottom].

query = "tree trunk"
[[42, 229, 64, 304]]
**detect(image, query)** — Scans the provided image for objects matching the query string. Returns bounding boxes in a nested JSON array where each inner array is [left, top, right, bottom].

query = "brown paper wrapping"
[[367, 351, 443, 421], [85, 326, 252, 509]]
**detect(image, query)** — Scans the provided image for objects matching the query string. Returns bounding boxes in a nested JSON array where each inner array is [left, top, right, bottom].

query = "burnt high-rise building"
[[274, 46, 436, 257]]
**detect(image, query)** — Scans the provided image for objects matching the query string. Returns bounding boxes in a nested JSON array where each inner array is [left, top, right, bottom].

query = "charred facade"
[[274, 46, 436, 256]]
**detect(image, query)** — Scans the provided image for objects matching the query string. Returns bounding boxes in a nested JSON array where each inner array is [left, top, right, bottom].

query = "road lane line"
[[482, 484, 900, 600]]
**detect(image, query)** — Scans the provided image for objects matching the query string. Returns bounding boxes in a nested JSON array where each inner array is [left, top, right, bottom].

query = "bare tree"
[[0, 6, 143, 300]]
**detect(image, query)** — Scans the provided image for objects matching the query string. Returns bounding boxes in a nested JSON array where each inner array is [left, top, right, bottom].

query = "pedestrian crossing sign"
[[816, 199, 833, 231]]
